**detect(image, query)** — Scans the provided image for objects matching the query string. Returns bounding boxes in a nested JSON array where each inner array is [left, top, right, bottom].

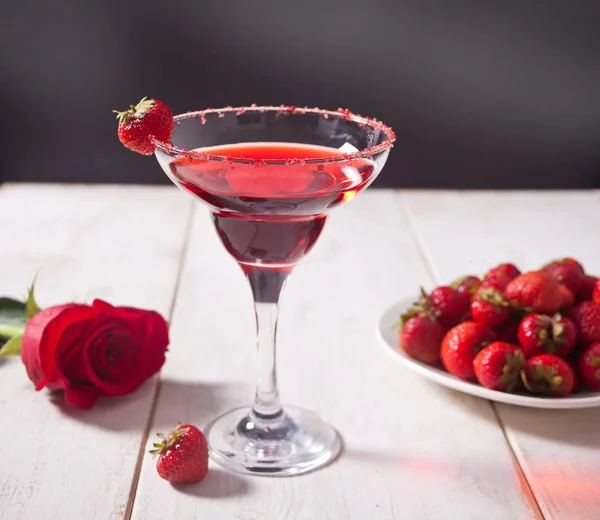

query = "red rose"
[[21, 299, 169, 409]]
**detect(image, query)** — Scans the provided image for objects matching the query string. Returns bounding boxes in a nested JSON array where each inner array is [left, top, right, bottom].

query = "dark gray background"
[[1, 0, 599, 188]]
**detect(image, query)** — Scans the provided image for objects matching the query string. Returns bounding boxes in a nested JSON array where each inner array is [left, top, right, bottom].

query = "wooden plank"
[[0, 184, 192, 520], [132, 191, 534, 520], [402, 189, 600, 520]]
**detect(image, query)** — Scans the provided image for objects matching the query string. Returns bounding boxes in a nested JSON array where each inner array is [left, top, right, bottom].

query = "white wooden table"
[[0, 184, 599, 520]]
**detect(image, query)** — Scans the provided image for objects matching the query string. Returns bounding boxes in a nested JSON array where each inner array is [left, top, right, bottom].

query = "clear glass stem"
[[245, 268, 291, 419]]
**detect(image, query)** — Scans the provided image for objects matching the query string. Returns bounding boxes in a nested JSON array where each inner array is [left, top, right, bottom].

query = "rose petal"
[[64, 383, 104, 409], [60, 321, 113, 383], [21, 304, 94, 390], [136, 312, 170, 376], [91, 299, 114, 312], [79, 317, 142, 395], [140, 311, 170, 354], [85, 332, 144, 396], [36, 306, 99, 390]]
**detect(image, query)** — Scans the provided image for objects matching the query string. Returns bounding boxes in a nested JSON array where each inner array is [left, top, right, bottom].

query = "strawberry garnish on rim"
[[114, 97, 174, 155]]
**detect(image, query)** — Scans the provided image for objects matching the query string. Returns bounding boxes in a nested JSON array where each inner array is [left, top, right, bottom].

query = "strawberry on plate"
[[151, 423, 209, 484], [577, 275, 598, 302], [593, 278, 600, 305], [557, 283, 575, 311], [404, 287, 469, 331], [484, 263, 521, 291], [567, 359, 584, 393], [398, 310, 444, 364], [496, 315, 521, 344], [450, 275, 481, 297], [440, 321, 497, 381], [115, 97, 174, 155], [517, 313, 577, 358], [542, 258, 585, 296], [569, 301, 600, 345], [520, 354, 575, 397], [470, 285, 511, 328], [429, 286, 470, 329], [505, 271, 567, 315], [473, 341, 525, 392], [577, 343, 600, 391]]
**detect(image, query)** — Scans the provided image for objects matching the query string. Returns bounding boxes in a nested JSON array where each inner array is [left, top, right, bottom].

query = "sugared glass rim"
[[152, 105, 396, 165]]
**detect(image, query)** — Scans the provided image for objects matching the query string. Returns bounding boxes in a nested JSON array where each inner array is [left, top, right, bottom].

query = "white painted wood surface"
[[0, 184, 192, 520], [132, 191, 534, 520], [402, 190, 600, 520], [2, 185, 598, 520]]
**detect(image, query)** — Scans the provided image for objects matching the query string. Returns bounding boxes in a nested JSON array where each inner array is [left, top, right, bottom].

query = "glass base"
[[206, 405, 342, 477]]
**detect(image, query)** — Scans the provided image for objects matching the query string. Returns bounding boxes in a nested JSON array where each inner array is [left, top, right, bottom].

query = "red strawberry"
[[440, 321, 497, 381], [404, 287, 469, 331], [115, 97, 174, 155], [484, 263, 521, 291], [517, 313, 577, 358], [578, 275, 598, 302], [450, 275, 481, 297], [429, 286, 470, 329], [505, 271, 564, 314], [496, 316, 521, 344], [151, 423, 209, 483], [542, 258, 584, 295], [569, 301, 600, 345], [479, 277, 509, 293], [398, 311, 444, 364], [593, 278, 600, 305], [473, 342, 525, 392], [577, 343, 600, 391], [470, 286, 511, 327], [521, 354, 575, 397], [557, 284, 575, 311]]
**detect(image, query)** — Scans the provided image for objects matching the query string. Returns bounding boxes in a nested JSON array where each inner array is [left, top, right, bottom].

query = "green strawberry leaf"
[[26, 279, 41, 319], [0, 334, 23, 357]]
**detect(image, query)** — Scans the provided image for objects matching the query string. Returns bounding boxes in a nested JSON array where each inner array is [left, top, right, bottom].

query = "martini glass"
[[153, 105, 395, 476]]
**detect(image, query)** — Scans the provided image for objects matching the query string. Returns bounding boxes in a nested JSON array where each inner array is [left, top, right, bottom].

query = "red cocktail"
[[154, 106, 395, 476], [170, 142, 375, 270]]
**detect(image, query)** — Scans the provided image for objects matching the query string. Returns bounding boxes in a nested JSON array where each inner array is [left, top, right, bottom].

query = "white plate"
[[378, 297, 600, 409]]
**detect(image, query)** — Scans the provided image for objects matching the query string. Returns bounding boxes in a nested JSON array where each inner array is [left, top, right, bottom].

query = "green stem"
[[0, 324, 25, 338]]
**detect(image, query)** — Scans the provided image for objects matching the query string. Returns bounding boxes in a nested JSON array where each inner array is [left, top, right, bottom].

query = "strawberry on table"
[[542, 258, 585, 296], [569, 301, 600, 345], [521, 354, 575, 397], [470, 285, 511, 328], [505, 271, 565, 315], [114, 97, 174, 155], [151, 423, 209, 484], [440, 321, 497, 381], [484, 263, 521, 291], [517, 313, 577, 358], [473, 342, 525, 392], [450, 275, 481, 297], [577, 275, 598, 302], [577, 343, 600, 391]]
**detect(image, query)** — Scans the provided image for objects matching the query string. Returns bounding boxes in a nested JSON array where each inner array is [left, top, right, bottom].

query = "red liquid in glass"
[[169, 143, 375, 269]]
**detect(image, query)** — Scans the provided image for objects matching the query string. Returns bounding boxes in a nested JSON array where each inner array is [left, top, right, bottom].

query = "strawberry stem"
[[520, 369, 534, 392]]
